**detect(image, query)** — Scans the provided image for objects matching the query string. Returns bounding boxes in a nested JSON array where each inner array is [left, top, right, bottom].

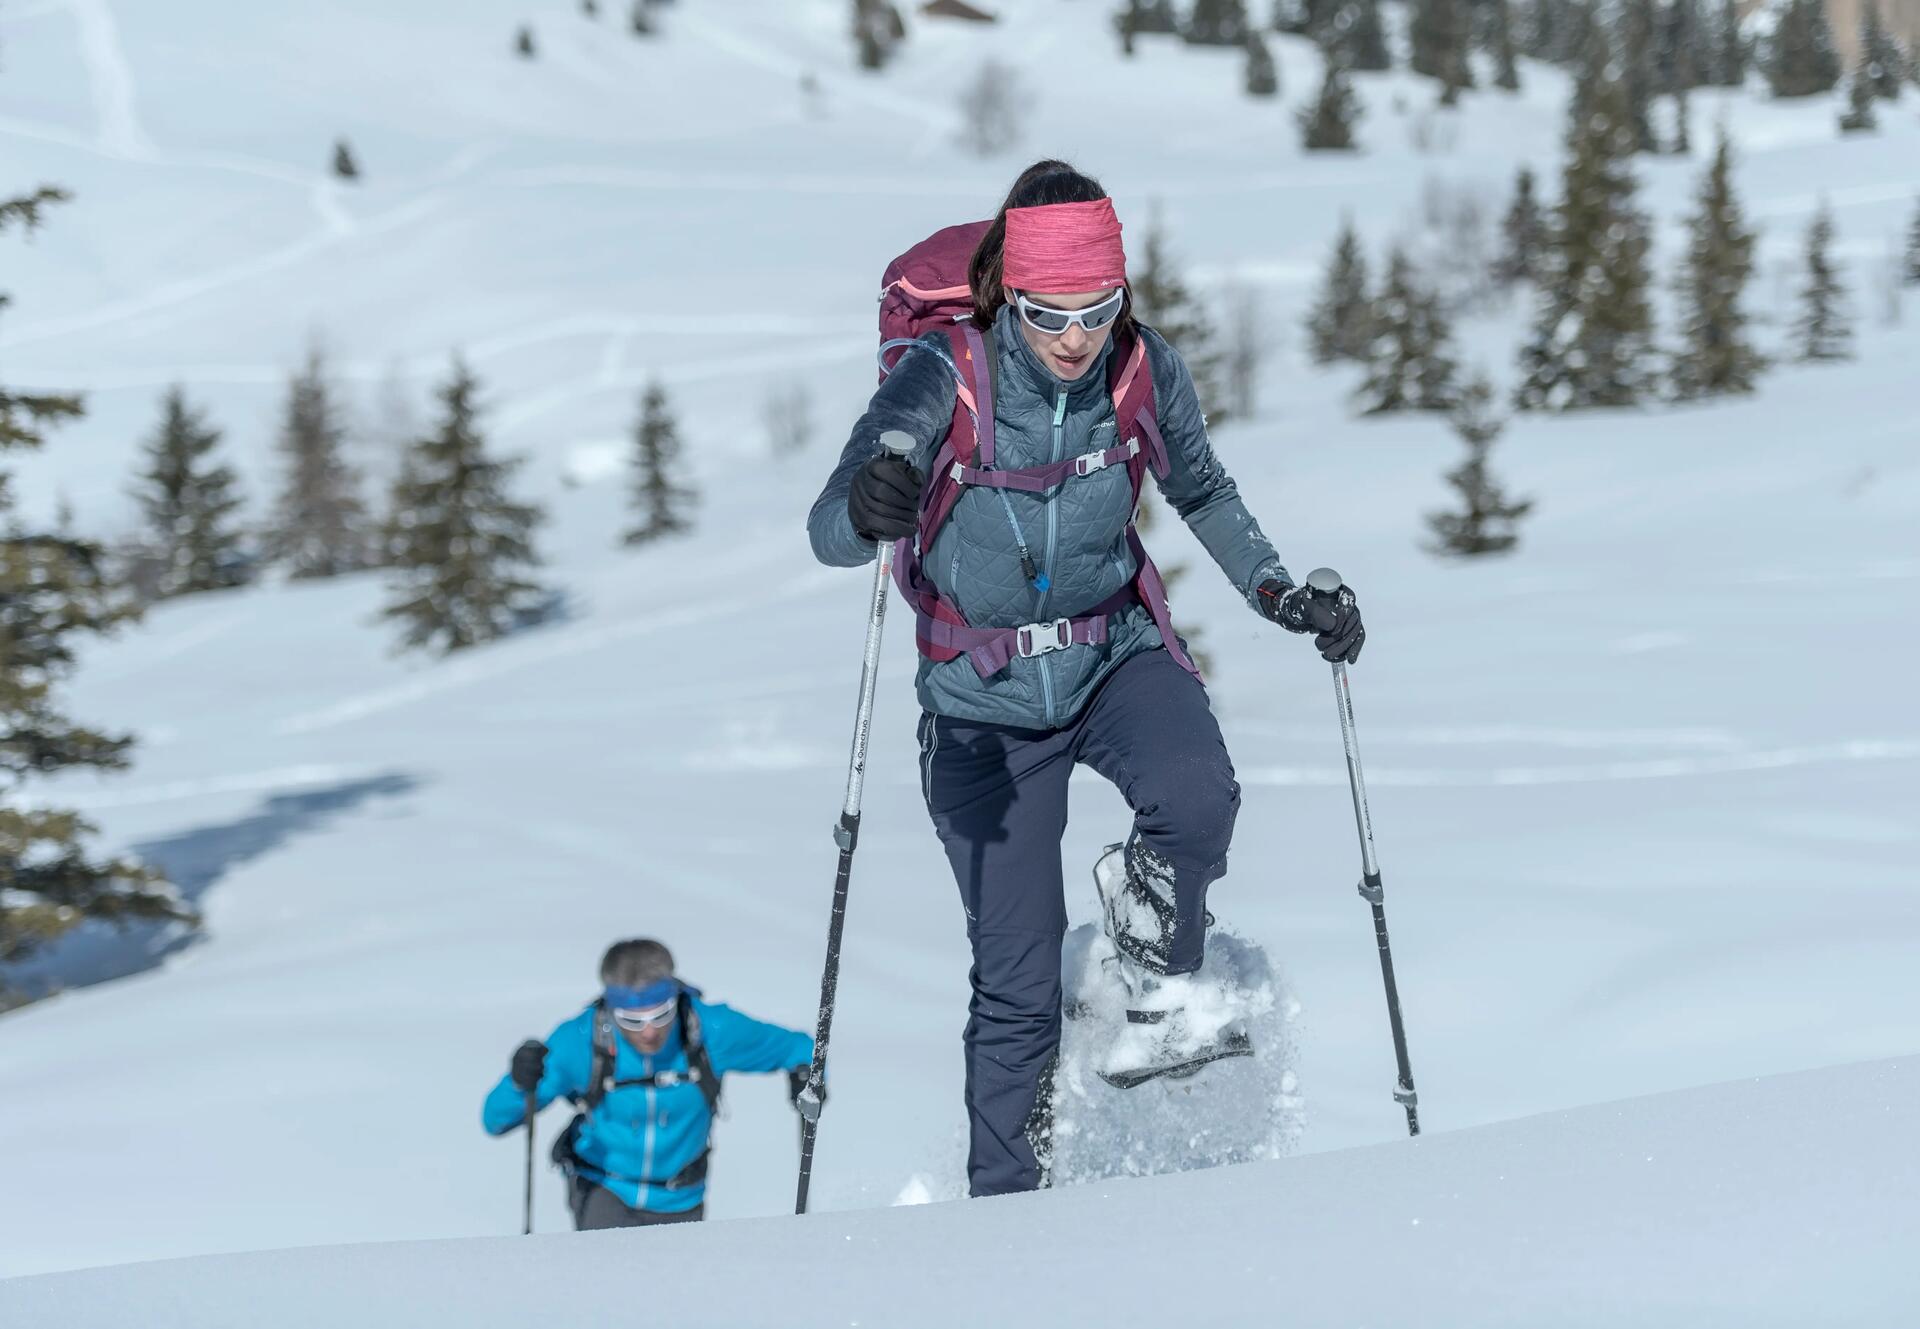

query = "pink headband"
[[1002, 198, 1127, 295]]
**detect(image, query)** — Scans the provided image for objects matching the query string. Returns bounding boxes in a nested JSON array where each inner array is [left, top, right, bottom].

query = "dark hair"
[[968, 159, 1137, 343], [600, 938, 674, 988]]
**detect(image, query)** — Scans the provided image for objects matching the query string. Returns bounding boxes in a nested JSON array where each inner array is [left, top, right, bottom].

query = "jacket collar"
[[994, 302, 1116, 401]]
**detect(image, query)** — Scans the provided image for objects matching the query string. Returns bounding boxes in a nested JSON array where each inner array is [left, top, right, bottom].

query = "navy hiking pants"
[[917, 648, 1241, 1197]]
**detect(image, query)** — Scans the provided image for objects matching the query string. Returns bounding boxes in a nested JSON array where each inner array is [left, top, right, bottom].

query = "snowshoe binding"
[[1089, 840, 1253, 1089]]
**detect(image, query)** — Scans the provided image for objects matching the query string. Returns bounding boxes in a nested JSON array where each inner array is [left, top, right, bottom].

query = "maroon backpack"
[[875, 221, 1199, 682]]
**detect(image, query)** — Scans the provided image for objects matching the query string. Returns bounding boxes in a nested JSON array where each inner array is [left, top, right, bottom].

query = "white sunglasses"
[[612, 1001, 678, 1031], [1014, 288, 1125, 336]]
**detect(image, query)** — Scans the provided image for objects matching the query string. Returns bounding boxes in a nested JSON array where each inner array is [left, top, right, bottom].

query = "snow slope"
[[2, 0, 1918, 1286], [4, 1056, 1916, 1327]]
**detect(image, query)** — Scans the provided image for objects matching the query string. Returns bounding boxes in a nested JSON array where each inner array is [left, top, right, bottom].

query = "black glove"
[[510, 1039, 547, 1093], [1257, 578, 1366, 664], [846, 453, 924, 542], [787, 1065, 825, 1108]]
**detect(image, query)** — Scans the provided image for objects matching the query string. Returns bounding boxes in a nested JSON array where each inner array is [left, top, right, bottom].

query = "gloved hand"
[[787, 1065, 827, 1107], [1257, 578, 1366, 664], [510, 1039, 548, 1093], [846, 453, 924, 543]]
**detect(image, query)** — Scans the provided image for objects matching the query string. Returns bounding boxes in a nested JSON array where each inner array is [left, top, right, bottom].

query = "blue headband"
[[603, 978, 691, 1011]]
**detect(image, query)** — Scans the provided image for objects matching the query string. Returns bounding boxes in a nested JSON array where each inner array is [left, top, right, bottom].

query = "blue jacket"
[[808, 303, 1289, 729], [482, 998, 813, 1214]]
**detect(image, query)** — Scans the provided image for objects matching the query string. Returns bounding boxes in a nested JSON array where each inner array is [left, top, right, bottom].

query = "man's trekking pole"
[[794, 430, 914, 1216], [522, 1089, 538, 1234], [1308, 567, 1421, 1138]]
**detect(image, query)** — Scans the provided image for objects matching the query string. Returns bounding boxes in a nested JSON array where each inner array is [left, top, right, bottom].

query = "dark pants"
[[918, 649, 1241, 1197], [569, 1175, 705, 1230]]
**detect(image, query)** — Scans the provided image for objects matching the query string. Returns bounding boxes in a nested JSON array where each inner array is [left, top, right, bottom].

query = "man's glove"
[[1257, 578, 1366, 664], [787, 1066, 825, 1109], [846, 453, 924, 543], [510, 1040, 548, 1093]]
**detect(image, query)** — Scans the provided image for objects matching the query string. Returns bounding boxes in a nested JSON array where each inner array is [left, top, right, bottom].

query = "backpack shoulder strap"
[[678, 993, 723, 1118], [584, 1000, 614, 1110]]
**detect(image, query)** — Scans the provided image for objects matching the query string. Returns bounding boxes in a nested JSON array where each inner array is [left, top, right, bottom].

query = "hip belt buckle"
[[1015, 618, 1073, 658]]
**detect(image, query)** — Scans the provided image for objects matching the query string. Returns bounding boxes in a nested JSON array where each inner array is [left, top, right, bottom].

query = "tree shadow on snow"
[[0, 772, 421, 1007]]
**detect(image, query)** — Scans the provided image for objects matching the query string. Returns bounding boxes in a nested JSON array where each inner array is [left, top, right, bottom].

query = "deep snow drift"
[[4, 1056, 1915, 1327]]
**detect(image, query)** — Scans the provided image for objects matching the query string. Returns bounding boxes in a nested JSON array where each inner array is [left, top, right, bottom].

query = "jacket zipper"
[[1038, 388, 1067, 727]]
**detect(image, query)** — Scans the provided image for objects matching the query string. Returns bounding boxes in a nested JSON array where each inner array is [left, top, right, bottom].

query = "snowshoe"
[[1089, 841, 1253, 1089]]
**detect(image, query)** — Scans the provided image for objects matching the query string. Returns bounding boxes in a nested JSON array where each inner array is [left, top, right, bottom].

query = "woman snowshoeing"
[[807, 160, 1364, 1198]]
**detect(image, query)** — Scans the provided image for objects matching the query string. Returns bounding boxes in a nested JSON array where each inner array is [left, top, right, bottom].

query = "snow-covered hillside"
[[2, 0, 1917, 1292], [5, 1056, 1916, 1326]]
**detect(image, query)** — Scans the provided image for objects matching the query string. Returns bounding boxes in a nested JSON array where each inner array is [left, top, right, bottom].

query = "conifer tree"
[[1298, 51, 1363, 149], [1357, 248, 1459, 413], [582, 0, 598, 15], [1670, 130, 1764, 399], [625, 381, 697, 544], [1246, 29, 1280, 95], [1306, 218, 1372, 362], [1794, 202, 1852, 361], [515, 25, 536, 57], [1838, 57, 1879, 130], [1620, 0, 1662, 152], [1411, 0, 1475, 89], [630, 1, 654, 35], [1763, 0, 1840, 97], [1131, 209, 1230, 423], [1904, 197, 1920, 285], [1859, 0, 1905, 98], [332, 139, 360, 181], [1186, 0, 1251, 45], [852, 0, 905, 68], [1425, 375, 1532, 556], [1337, 0, 1392, 70], [264, 346, 371, 579], [132, 387, 247, 598], [1660, 0, 1708, 92], [383, 360, 547, 652], [1514, 44, 1658, 410], [1495, 164, 1548, 286], [1487, 0, 1523, 89], [1, 185, 181, 987], [1710, 0, 1745, 85], [1128, 0, 1181, 35]]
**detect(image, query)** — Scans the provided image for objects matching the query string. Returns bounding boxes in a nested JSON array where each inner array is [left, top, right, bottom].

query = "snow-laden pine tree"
[[1762, 0, 1840, 97], [1337, 0, 1392, 71], [264, 346, 371, 579], [1131, 208, 1230, 424], [1487, 0, 1523, 89], [1185, 0, 1251, 45], [1, 185, 181, 992], [1246, 29, 1280, 95], [1297, 51, 1363, 149], [1793, 202, 1852, 361], [1514, 44, 1659, 410], [625, 381, 697, 545], [1669, 130, 1764, 399], [132, 387, 248, 598], [1838, 56, 1879, 131], [1495, 164, 1547, 286], [383, 360, 548, 652], [1859, 0, 1906, 99], [1425, 375, 1532, 556], [1411, 0, 1474, 89], [1306, 218, 1372, 362], [1356, 247, 1459, 413], [1710, 0, 1746, 85], [332, 139, 360, 181]]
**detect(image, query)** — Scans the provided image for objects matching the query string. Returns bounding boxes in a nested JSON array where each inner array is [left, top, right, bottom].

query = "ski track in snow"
[[272, 569, 843, 736], [1236, 738, 1920, 789]]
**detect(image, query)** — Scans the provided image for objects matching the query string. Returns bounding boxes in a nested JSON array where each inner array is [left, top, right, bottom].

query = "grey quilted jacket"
[[808, 301, 1289, 729]]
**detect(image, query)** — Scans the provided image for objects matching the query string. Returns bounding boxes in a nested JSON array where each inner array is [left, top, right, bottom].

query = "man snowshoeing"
[[805, 159, 1364, 1198], [482, 939, 815, 1229]]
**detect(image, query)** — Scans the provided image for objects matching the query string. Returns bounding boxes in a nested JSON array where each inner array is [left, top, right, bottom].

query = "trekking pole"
[[522, 1089, 538, 1234], [1307, 567, 1420, 1138], [795, 430, 914, 1216]]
